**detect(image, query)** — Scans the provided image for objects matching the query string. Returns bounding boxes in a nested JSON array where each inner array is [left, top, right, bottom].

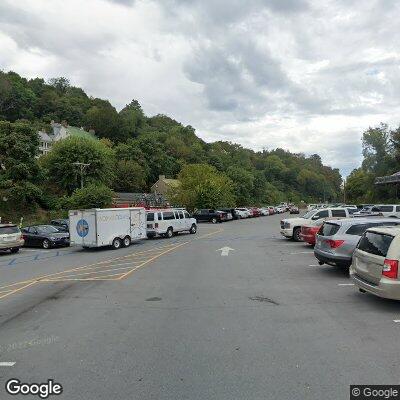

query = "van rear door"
[[353, 231, 394, 284]]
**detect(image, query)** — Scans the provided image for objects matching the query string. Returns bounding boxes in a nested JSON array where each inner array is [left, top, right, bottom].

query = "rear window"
[[358, 231, 394, 257], [320, 222, 340, 236], [346, 223, 373, 236], [0, 226, 19, 234], [146, 213, 154, 221], [332, 209, 347, 217], [163, 212, 175, 220]]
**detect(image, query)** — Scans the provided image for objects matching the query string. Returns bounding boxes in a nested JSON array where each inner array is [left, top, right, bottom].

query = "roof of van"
[[330, 217, 399, 225]]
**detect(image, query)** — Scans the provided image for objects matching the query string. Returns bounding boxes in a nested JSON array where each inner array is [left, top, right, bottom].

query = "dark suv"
[[193, 209, 227, 223]]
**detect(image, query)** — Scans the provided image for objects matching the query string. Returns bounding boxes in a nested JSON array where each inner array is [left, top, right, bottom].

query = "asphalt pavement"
[[1, 213, 400, 399]]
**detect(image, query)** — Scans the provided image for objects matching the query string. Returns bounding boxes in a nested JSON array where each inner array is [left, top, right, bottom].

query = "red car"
[[250, 207, 261, 217], [300, 225, 320, 245]]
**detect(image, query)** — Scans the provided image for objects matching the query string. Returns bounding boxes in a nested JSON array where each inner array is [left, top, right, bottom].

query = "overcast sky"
[[1, 0, 400, 176]]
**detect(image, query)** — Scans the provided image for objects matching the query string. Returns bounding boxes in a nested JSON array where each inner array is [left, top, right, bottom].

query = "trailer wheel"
[[112, 237, 122, 250], [122, 236, 131, 247]]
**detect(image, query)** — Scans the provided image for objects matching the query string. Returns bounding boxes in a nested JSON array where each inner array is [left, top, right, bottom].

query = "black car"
[[193, 209, 228, 223], [219, 208, 240, 220], [50, 219, 69, 232], [22, 225, 70, 249]]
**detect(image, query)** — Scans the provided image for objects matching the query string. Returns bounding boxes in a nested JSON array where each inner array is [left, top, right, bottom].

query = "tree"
[[226, 166, 254, 205], [84, 104, 122, 142], [172, 164, 235, 210], [113, 160, 147, 192], [41, 136, 115, 194], [0, 121, 43, 208], [345, 169, 373, 203], [68, 183, 113, 209]]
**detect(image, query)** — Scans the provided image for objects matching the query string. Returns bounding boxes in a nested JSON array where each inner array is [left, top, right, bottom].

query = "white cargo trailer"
[[69, 207, 146, 249]]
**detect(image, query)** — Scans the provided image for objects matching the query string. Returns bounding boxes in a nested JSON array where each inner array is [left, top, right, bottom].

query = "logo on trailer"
[[76, 219, 89, 237]]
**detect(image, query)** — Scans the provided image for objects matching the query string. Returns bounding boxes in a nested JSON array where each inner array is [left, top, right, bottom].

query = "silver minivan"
[[350, 226, 400, 300], [314, 218, 400, 268]]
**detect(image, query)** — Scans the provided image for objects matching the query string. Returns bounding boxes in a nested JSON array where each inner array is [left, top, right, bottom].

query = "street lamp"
[[72, 162, 90, 189]]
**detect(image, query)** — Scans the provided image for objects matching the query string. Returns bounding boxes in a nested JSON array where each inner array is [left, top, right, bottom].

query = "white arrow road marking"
[[217, 247, 235, 256], [0, 362, 15, 367]]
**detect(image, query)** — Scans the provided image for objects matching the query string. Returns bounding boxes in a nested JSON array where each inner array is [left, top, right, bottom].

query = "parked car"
[[22, 224, 70, 249], [250, 207, 261, 217], [350, 226, 400, 300], [300, 219, 326, 245], [314, 218, 400, 268], [50, 218, 69, 232], [267, 206, 275, 215], [0, 224, 24, 253], [146, 208, 197, 238], [193, 209, 227, 223], [235, 208, 251, 218], [353, 205, 381, 216], [289, 206, 299, 214], [260, 208, 270, 216], [374, 204, 400, 218], [219, 208, 236, 220], [280, 207, 352, 241]]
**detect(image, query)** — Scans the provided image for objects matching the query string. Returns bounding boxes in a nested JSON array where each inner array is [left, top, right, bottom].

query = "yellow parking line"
[[0, 228, 224, 299], [0, 281, 37, 300], [118, 241, 190, 280]]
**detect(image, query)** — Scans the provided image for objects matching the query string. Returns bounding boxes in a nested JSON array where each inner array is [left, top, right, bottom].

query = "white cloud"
[[1, 0, 400, 175]]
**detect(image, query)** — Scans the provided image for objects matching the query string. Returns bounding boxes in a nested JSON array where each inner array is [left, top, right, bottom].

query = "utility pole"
[[72, 162, 90, 189], [343, 179, 346, 204]]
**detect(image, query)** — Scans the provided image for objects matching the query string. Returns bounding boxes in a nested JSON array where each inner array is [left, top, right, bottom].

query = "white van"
[[146, 209, 197, 238], [69, 207, 146, 249], [375, 205, 400, 218]]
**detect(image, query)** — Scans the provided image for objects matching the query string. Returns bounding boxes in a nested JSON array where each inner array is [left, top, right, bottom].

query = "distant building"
[[151, 175, 180, 196], [38, 121, 95, 156], [113, 192, 167, 208]]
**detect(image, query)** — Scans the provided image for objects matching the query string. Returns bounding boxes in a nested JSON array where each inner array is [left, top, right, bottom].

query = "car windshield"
[[37, 225, 59, 234], [302, 211, 315, 219]]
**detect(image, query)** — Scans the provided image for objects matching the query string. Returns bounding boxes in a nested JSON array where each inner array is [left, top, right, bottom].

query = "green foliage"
[[346, 123, 400, 203], [0, 121, 43, 208], [0, 69, 343, 214], [114, 160, 147, 192], [41, 136, 115, 194], [68, 183, 114, 209], [173, 164, 236, 210]]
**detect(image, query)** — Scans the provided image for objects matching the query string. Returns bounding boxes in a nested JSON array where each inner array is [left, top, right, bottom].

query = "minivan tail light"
[[326, 239, 344, 249], [382, 259, 398, 279]]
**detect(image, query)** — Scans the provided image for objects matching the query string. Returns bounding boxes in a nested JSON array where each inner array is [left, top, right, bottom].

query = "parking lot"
[[1, 213, 400, 400]]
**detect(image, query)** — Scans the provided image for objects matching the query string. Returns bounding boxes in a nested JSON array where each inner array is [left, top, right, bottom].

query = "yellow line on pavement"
[[0, 228, 223, 299], [117, 241, 190, 280], [0, 281, 37, 300]]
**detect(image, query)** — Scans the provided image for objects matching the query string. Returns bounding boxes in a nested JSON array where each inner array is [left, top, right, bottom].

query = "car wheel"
[[122, 236, 131, 247], [10, 248, 19, 254], [190, 224, 197, 234], [211, 217, 217, 224], [147, 233, 155, 239], [166, 227, 173, 238], [42, 239, 50, 249], [112, 237, 122, 250], [293, 227, 301, 242]]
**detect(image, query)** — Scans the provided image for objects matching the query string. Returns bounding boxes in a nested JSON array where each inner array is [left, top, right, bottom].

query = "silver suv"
[[350, 226, 400, 300], [314, 218, 400, 268], [0, 224, 24, 253]]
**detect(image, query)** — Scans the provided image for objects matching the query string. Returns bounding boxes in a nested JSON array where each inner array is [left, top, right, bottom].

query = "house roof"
[[67, 126, 97, 141], [38, 131, 53, 142]]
